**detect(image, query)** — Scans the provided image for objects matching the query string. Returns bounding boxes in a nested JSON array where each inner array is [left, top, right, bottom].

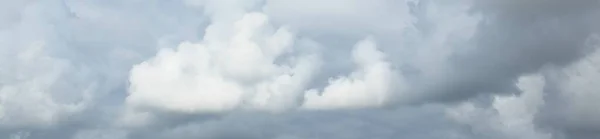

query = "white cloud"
[[0, 43, 88, 127], [0, 1, 90, 128], [447, 74, 551, 139], [302, 37, 405, 110], [0, 0, 209, 129], [126, 12, 321, 114]]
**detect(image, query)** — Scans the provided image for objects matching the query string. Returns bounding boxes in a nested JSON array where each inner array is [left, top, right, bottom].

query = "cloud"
[[389, 0, 600, 105], [0, 1, 90, 128], [144, 107, 476, 139], [446, 74, 551, 139], [263, 0, 412, 36], [0, 0, 209, 130], [126, 11, 321, 114], [302, 37, 405, 110], [535, 34, 600, 139], [1, 0, 600, 139]]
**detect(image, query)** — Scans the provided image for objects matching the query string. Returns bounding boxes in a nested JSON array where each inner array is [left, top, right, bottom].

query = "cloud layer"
[[1, 0, 599, 139]]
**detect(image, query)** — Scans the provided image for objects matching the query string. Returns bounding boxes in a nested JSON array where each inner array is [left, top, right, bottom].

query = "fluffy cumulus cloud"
[[126, 12, 321, 114], [302, 37, 404, 110], [1, 0, 600, 139], [446, 73, 551, 139]]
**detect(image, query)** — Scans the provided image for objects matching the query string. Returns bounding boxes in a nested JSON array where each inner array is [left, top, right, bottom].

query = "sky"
[[0, 0, 600, 139]]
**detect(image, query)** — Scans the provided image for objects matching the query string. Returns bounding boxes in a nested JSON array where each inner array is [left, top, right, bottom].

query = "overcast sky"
[[1, 0, 600, 139]]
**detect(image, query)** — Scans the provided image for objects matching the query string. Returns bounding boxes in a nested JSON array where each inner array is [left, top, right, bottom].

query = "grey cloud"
[[148, 107, 471, 139], [408, 0, 600, 103], [9, 106, 487, 139], [406, 1, 600, 137]]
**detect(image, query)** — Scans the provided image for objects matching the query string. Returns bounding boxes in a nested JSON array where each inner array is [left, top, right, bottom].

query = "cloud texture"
[[1, 0, 600, 139]]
